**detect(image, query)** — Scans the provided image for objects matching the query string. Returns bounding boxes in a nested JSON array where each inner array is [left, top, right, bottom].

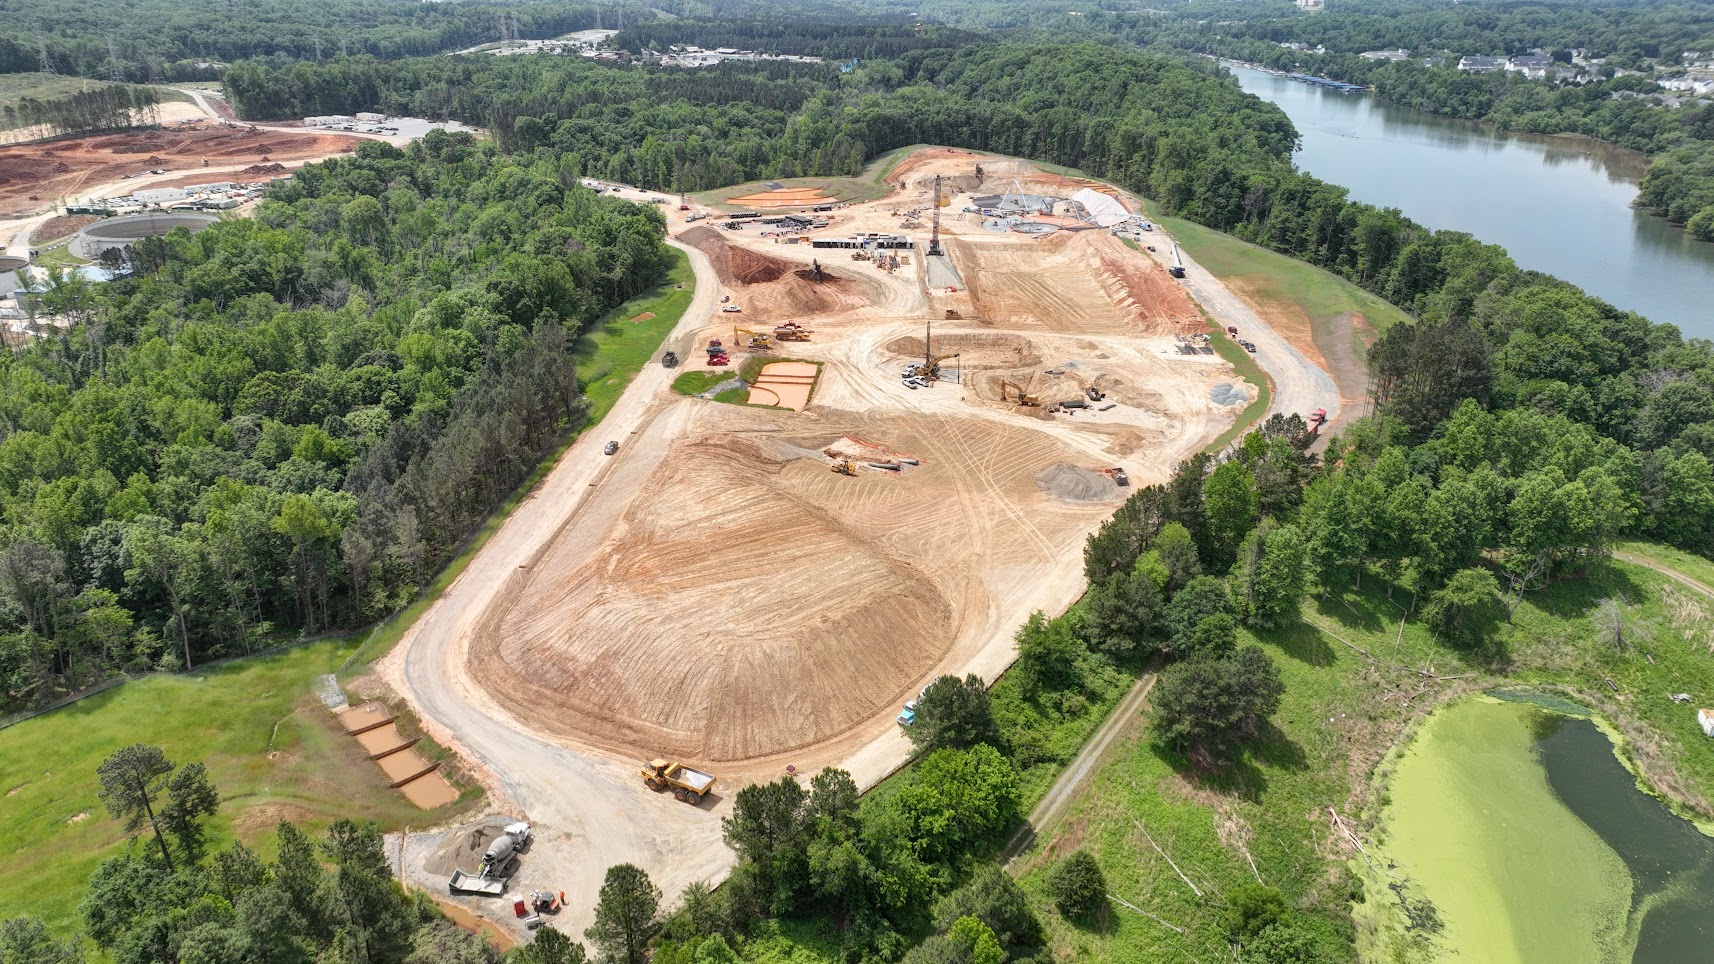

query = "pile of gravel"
[[1210, 382, 1249, 407], [1035, 463, 1115, 503], [700, 377, 746, 398]]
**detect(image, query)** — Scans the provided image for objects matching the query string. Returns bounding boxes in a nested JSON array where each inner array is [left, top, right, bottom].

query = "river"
[[1224, 63, 1714, 340]]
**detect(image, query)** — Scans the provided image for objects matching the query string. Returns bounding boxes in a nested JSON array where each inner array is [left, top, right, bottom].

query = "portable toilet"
[[1698, 708, 1714, 737]]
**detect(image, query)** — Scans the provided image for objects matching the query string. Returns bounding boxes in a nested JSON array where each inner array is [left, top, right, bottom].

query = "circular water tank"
[[72, 213, 218, 260]]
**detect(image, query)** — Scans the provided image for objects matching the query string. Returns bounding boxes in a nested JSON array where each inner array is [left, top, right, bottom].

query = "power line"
[[37, 30, 55, 74], [108, 36, 125, 82]]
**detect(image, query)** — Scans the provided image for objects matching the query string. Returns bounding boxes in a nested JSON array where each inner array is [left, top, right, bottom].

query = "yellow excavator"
[[923, 353, 960, 380], [735, 327, 774, 350], [1001, 380, 1041, 406], [831, 460, 857, 476]]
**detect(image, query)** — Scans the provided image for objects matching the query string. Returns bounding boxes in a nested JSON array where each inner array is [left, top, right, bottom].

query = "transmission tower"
[[37, 31, 54, 74], [108, 36, 125, 82], [927, 174, 944, 257]]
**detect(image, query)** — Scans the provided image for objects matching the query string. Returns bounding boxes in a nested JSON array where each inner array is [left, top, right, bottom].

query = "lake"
[[1225, 63, 1714, 340], [1355, 694, 1714, 962]]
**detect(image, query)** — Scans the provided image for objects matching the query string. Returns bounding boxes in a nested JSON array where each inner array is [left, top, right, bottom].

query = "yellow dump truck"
[[642, 759, 716, 805]]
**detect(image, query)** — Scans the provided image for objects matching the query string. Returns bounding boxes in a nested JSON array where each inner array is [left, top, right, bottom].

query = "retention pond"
[[1358, 693, 1714, 963]]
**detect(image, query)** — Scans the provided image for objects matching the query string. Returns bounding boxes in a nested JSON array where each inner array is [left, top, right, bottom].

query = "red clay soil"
[[0, 126, 357, 216], [681, 226, 888, 319]]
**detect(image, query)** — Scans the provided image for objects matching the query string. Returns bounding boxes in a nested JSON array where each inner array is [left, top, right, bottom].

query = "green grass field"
[[1014, 555, 1714, 962], [0, 250, 697, 934], [672, 369, 733, 395], [0, 641, 465, 934]]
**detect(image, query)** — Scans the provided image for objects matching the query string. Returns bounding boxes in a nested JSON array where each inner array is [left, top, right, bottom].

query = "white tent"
[[1071, 187, 1131, 227]]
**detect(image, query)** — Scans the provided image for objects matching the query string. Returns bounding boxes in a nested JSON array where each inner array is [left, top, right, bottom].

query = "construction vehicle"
[[832, 460, 857, 476], [944, 309, 961, 320], [1169, 244, 1186, 279], [773, 322, 813, 342], [642, 759, 716, 805], [923, 353, 960, 380], [851, 250, 872, 261], [448, 821, 531, 892], [662, 351, 679, 368], [736, 327, 774, 350], [1001, 380, 1041, 406]]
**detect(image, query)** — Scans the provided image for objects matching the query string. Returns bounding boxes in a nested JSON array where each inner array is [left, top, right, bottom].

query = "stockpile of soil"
[[1034, 463, 1117, 503], [240, 162, 290, 176], [683, 226, 884, 319], [885, 332, 1041, 371], [424, 819, 514, 876]]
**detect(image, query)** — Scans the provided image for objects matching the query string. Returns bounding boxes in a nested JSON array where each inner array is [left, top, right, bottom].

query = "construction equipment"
[[927, 175, 944, 256], [923, 353, 960, 380], [832, 460, 857, 476], [481, 823, 531, 877], [642, 759, 716, 805], [944, 309, 961, 320], [1169, 244, 1186, 279], [529, 890, 562, 914], [850, 250, 872, 261], [661, 351, 679, 368], [1086, 387, 1106, 402], [1001, 380, 1041, 406], [735, 327, 774, 350], [773, 322, 814, 342], [449, 870, 505, 895]]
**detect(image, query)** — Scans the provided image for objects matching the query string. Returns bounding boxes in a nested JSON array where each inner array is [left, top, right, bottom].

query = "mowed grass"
[[1015, 553, 1714, 962], [672, 369, 732, 395], [0, 641, 466, 934]]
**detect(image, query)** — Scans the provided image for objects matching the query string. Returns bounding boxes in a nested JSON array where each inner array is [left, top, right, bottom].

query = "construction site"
[[454, 148, 1237, 780]]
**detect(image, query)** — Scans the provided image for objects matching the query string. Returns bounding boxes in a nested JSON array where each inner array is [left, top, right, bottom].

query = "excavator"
[[1001, 380, 1041, 406], [735, 327, 774, 350], [923, 353, 960, 380], [831, 460, 857, 476]]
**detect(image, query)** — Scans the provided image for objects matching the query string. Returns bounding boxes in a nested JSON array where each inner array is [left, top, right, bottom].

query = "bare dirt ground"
[[0, 125, 357, 217], [379, 149, 1342, 939]]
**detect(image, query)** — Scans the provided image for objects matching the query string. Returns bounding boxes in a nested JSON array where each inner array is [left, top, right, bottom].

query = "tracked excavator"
[[735, 327, 774, 350], [1001, 380, 1041, 406]]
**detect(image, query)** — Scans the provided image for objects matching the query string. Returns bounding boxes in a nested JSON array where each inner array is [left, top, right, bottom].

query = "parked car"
[[603, 441, 618, 455], [721, 305, 742, 313]]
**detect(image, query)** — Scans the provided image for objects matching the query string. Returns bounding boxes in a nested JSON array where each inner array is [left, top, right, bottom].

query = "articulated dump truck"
[[641, 759, 716, 805]]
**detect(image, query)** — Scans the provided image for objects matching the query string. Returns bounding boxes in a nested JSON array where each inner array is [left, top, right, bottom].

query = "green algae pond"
[[1357, 694, 1714, 963]]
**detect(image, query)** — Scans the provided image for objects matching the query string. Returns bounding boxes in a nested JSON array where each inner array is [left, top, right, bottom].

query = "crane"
[[735, 327, 774, 350]]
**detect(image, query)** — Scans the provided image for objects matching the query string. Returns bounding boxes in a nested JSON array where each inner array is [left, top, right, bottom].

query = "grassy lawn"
[[1013, 554, 1714, 962], [1615, 540, 1714, 592], [0, 641, 472, 935], [30, 244, 88, 268], [672, 369, 733, 395]]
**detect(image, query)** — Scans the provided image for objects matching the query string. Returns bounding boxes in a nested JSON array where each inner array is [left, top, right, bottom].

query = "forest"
[[1, 0, 621, 83], [0, 132, 668, 711]]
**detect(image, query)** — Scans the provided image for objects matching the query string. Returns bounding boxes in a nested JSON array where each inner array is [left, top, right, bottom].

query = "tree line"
[[0, 132, 669, 712], [1, 0, 623, 83], [0, 85, 160, 137], [612, 17, 989, 60]]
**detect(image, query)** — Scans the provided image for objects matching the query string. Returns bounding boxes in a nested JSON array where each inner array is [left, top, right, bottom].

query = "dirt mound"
[[683, 227, 886, 319], [884, 332, 1042, 370], [477, 418, 958, 763], [32, 213, 99, 243], [424, 818, 515, 876], [241, 162, 289, 176], [731, 246, 790, 284], [947, 232, 1196, 335], [1035, 463, 1117, 503]]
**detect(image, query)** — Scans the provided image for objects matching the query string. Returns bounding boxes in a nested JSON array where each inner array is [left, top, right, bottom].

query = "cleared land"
[[463, 149, 1242, 778], [0, 124, 357, 216]]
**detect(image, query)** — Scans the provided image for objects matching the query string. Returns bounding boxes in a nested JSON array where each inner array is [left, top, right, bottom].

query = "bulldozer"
[[735, 327, 774, 350], [831, 460, 857, 476], [1001, 380, 1041, 406], [944, 309, 961, 320]]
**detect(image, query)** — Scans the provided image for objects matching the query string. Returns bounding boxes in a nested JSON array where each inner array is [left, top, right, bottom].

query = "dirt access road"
[[375, 239, 732, 939]]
